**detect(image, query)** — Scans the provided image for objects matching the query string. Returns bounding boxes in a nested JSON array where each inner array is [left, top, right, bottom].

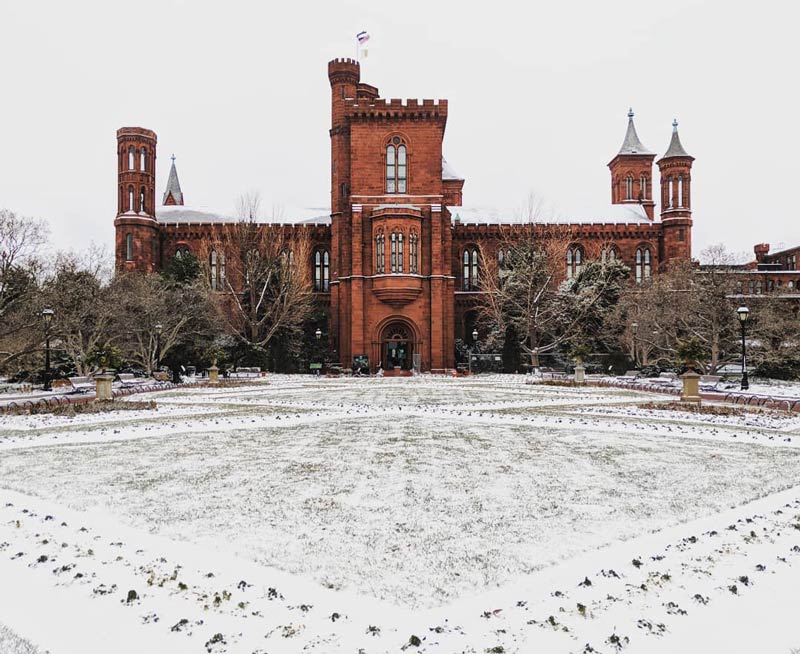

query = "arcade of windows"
[[374, 229, 419, 275], [624, 174, 649, 201], [314, 249, 330, 292], [125, 185, 148, 213], [126, 146, 148, 172], [462, 247, 479, 291]]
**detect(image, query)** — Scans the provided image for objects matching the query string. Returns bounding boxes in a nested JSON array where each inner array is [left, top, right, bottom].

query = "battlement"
[[347, 98, 448, 119], [328, 58, 360, 82], [117, 126, 157, 141]]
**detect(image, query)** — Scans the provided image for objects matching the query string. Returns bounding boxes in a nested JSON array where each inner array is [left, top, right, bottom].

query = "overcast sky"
[[1, 0, 797, 261]]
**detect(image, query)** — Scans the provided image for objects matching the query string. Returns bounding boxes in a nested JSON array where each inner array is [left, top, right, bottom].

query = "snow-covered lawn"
[[2, 376, 800, 653]]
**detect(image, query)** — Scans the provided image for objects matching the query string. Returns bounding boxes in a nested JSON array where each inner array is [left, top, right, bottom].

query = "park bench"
[[67, 376, 94, 394], [229, 367, 261, 379], [117, 373, 148, 386], [658, 372, 678, 380], [700, 374, 723, 390], [540, 367, 567, 380]]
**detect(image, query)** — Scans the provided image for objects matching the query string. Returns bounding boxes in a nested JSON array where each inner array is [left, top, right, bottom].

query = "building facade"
[[115, 58, 695, 373]]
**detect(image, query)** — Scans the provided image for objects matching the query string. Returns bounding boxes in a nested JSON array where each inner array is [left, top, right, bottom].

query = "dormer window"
[[386, 137, 407, 193]]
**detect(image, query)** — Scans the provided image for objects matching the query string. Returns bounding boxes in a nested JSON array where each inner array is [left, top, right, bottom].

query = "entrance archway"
[[382, 322, 413, 371]]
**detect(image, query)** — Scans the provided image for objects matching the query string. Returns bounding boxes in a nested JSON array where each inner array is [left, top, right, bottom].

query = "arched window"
[[128, 146, 134, 170], [385, 138, 407, 193], [140, 147, 146, 171], [128, 186, 134, 212], [409, 230, 419, 273], [210, 250, 218, 290], [219, 252, 226, 288], [139, 187, 146, 213], [314, 249, 330, 291], [375, 231, 385, 273], [626, 174, 634, 200], [566, 245, 583, 279], [463, 247, 479, 290], [667, 176, 674, 208], [677, 175, 684, 208], [498, 249, 505, 267], [396, 231, 404, 273], [635, 247, 651, 283], [640, 175, 648, 200], [601, 245, 618, 264], [125, 233, 133, 261]]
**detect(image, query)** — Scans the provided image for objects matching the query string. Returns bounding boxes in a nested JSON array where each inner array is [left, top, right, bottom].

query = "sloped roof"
[[450, 203, 651, 226], [617, 109, 653, 156], [162, 156, 184, 205], [155, 204, 331, 225], [442, 157, 463, 181], [660, 120, 692, 159]]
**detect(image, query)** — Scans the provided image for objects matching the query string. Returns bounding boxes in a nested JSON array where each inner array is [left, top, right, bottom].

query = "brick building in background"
[[115, 58, 696, 373]]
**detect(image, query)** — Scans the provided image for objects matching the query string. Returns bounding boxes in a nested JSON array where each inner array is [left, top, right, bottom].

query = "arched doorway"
[[382, 322, 413, 371]]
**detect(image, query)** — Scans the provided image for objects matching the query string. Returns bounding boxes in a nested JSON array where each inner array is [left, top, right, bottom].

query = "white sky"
[[1, 0, 798, 261]]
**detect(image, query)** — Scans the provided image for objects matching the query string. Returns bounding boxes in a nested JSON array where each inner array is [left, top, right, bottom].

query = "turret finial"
[[628, 108, 634, 119], [171, 153, 176, 163], [672, 119, 678, 130]]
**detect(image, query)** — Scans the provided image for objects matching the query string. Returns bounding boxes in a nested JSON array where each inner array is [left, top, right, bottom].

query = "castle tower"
[[328, 58, 360, 215], [114, 127, 160, 272], [608, 109, 656, 220], [162, 155, 184, 206], [657, 120, 694, 263]]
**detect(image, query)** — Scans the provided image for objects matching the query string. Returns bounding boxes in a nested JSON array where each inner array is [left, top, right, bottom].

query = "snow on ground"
[[2, 376, 800, 653]]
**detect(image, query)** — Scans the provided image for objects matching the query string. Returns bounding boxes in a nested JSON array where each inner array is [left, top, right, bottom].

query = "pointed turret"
[[658, 119, 694, 264], [608, 109, 656, 219], [617, 108, 654, 155], [162, 155, 184, 206], [659, 119, 692, 161]]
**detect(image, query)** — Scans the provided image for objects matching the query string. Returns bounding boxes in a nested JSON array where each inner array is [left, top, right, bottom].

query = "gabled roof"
[[616, 109, 653, 156], [162, 155, 184, 205], [660, 119, 692, 159], [442, 157, 463, 181]]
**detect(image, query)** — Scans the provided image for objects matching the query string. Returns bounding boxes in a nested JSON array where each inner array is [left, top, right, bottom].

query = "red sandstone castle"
[[115, 58, 695, 372]]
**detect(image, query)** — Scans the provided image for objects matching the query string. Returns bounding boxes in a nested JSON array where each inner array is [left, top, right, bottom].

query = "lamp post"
[[154, 323, 163, 374], [42, 308, 54, 391], [469, 328, 478, 374], [737, 305, 750, 390], [630, 321, 638, 368], [315, 328, 322, 341]]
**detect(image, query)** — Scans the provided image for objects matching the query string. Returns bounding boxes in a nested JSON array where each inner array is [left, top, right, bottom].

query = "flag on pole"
[[356, 30, 370, 45]]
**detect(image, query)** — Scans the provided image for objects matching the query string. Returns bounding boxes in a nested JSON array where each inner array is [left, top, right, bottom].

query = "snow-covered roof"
[[442, 157, 463, 181], [616, 109, 653, 156], [155, 205, 330, 225], [450, 203, 652, 225], [660, 120, 692, 159]]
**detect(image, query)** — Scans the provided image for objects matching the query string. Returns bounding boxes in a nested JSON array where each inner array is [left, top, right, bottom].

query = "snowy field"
[[2, 376, 800, 653]]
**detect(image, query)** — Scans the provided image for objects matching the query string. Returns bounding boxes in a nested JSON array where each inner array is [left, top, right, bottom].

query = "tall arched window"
[[219, 252, 226, 289], [128, 186, 135, 212], [375, 231, 385, 273], [140, 147, 147, 171], [635, 247, 651, 283], [677, 175, 684, 208], [396, 231, 404, 273], [566, 245, 583, 279], [385, 138, 407, 193], [210, 250, 218, 290], [390, 231, 404, 273], [125, 233, 133, 261], [601, 245, 618, 264], [640, 175, 648, 200], [139, 187, 146, 213], [463, 247, 479, 290], [626, 174, 634, 200], [667, 176, 674, 208], [314, 249, 330, 291], [409, 230, 419, 273], [128, 146, 134, 170]]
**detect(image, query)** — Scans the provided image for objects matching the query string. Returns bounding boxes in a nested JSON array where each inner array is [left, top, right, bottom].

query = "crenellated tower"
[[328, 58, 360, 215], [114, 127, 160, 272], [657, 119, 694, 263], [608, 109, 656, 220]]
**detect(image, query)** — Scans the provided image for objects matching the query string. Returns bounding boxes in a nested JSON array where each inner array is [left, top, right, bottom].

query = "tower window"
[[375, 231, 385, 273], [314, 249, 330, 292], [128, 146, 134, 170], [140, 187, 146, 213], [677, 176, 684, 208], [125, 234, 133, 261], [640, 175, 648, 200], [635, 247, 651, 283], [128, 186, 135, 212], [210, 250, 218, 290], [463, 247, 479, 290], [625, 175, 634, 200], [409, 231, 419, 273], [386, 141, 408, 193], [140, 147, 147, 171], [668, 176, 674, 208], [566, 245, 583, 279]]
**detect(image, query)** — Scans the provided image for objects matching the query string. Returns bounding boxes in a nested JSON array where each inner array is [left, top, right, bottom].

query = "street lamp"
[[42, 308, 54, 391], [154, 323, 163, 373], [737, 305, 750, 390], [315, 328, 322, 341], [469, 328, 478, 374], [630, 322, 638, 368]]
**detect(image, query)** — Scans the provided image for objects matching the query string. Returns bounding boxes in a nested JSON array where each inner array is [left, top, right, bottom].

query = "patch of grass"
[[4, 400, 157, 417], [638, 401, 748, 417]]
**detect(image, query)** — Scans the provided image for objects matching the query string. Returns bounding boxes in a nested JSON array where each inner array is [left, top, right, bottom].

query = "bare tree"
[[197, 193, 314, 355]]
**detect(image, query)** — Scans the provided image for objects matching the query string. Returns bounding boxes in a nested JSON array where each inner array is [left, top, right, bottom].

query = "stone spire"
[[162, 154, 184, 206], [617, 108, 653, 156], [660, 119, 692, 159]]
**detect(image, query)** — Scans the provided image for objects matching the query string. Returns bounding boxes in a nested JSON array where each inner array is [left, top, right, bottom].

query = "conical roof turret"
[[660, 119, 693, 160], [617, 109, 653, 156], [162, 155, 184, 206]]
